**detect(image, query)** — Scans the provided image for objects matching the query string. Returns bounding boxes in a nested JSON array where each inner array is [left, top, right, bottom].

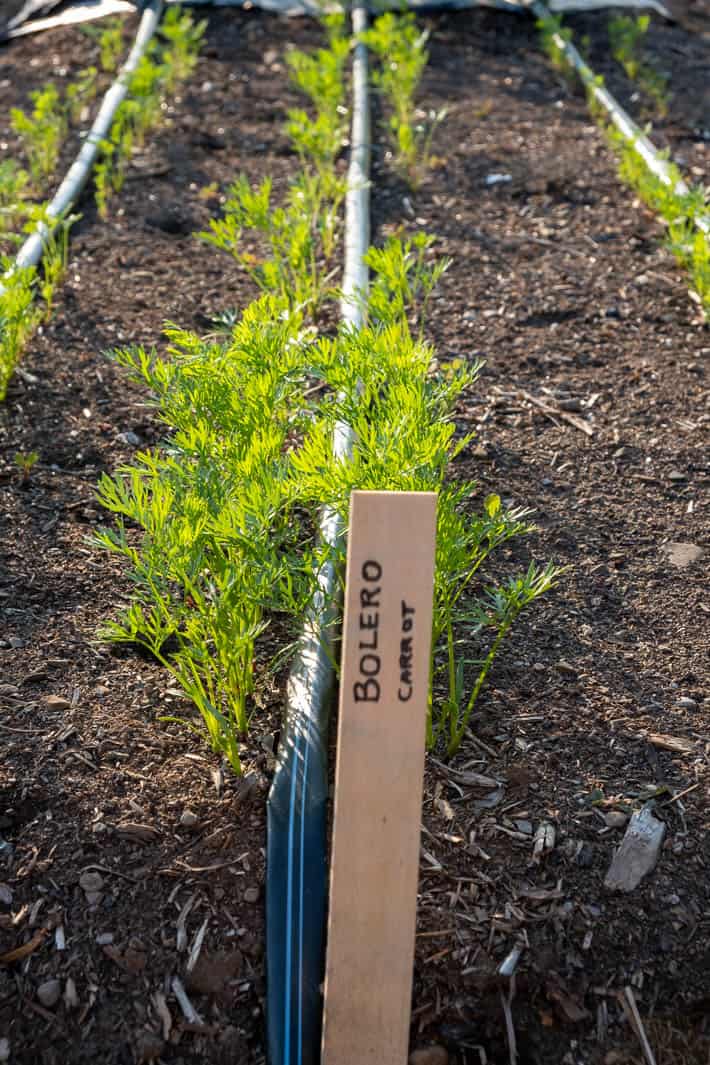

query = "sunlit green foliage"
[[96, 12, 559, 771], [608, 13, 668, 116], [361, 11, 444, 186], [11, 84, 67, 189]]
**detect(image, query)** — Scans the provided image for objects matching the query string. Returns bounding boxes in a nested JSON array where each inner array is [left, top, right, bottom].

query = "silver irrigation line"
[[265, 5, 370, 1064], [530, 0, 709, 236], [0, 0, 165, 297]]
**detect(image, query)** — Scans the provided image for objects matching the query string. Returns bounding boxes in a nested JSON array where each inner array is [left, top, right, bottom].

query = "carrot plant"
[[291, 259, 562, 753], [608, 14, 668, 116], [94, 301, 318, 773], [361, 11, 444, 187], [66, 66, 100, 124], [201, 16, 348, 312], [537, 11, 709, 320], [96, 13, 559, 771], [537, 11, 575, 78], [0, 263, 40, 401], [95, 6, 205, 217], [0, 161, 29, 235], [11, 84, 67, 190]]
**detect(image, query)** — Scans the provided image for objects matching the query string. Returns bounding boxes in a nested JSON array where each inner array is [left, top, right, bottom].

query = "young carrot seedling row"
[[96, 11, 560, 773], [537, 11, 709, 321]]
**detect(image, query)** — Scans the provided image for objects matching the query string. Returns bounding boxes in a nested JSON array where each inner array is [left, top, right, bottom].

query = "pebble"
[[0, 1037, 9, 1062], [555, 660, 577, 677], [243, 887, 260, 904], [45, 695, 71, 710], [85, 891, 103, 907], [668, 470, 686, 482], [8, 637, 24, 649], [605, 811, 628, 829], [96, 932, 114, 946], [676, 697, 698, 712], [485, 172, 512, 186], [79, 871, 104, 893], [409, 1047, 449, 1065], [663, 542, 703, 568], [179, 809, 199, 829], [64, 977, 79, 1009], [37, 978, 62, 1008], [117, 431, 141, 447]]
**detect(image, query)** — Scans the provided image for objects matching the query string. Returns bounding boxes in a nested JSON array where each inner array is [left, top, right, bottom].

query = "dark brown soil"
[[0, 7, 709, 1065]]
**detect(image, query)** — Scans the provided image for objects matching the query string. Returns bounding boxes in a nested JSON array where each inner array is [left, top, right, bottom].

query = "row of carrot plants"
[[0, 7, 204, 401], [94, 10, 560, 773], [537, 11, 709, 320]]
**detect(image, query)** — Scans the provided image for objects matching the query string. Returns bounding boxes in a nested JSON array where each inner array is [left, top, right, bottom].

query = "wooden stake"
[[322, 490, 437, 1065]]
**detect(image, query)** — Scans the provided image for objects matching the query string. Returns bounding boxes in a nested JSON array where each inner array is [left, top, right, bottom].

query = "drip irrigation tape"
[[265, 6, 370, 1064], [0, 0, 164, 297], [530, 0, 709, 237]]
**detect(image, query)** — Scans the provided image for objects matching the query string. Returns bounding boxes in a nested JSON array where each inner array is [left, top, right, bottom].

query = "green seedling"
[[0, 160, 30, 235], [538, 12, 708, 320], [38, 208, 80, 316], [364, 230, 449, 334], [94, 7, 204, 216], [14, 450, 39, 481], [81, 16, 125, 72], [536, 12, 576, 85], [11, 83, 67, 190], [609, 125, 710, 318], [99, 18, 125, 72], [608, 14, 668, 116], [66, 66, 99, 123], [160, 5, 207, 91], [361, 11, 445, 187], [96, 21, 559, 771], [0, 262, 41, 401], [199, 171, 342, 314]]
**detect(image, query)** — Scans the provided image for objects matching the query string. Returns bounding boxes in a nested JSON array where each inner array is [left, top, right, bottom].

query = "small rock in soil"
[[37, 978, 61, 1008], [179, 809, 199, 829], [96, 932, 114, 945], [555, 660, 577, 677], [675, 696, 698, 711], [243, 887, 260, 904], [409, 1047, 449, 1065], [117, 431, 141, 447], [0, 1037, 8, 1062], [604, 803, 666, 892], [0, 883, 12, 905], [79, 870, 103, 893], [64, 977, 79, 1009], [605, 811, 628, 829], [8, 637, 24, 649], [44, 694, 71, 709], [662, 542, 704, 568]]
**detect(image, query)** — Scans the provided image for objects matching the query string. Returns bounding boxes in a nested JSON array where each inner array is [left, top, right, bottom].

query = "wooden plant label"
[[322, 490, 437, 1065]]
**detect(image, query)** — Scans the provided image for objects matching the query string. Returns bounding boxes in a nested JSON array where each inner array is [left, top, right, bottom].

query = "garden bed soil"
[[0, 7, 709, 1065]]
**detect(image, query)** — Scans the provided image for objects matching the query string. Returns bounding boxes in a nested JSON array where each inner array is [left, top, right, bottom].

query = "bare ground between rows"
[[0, 7, 708, 1065]]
